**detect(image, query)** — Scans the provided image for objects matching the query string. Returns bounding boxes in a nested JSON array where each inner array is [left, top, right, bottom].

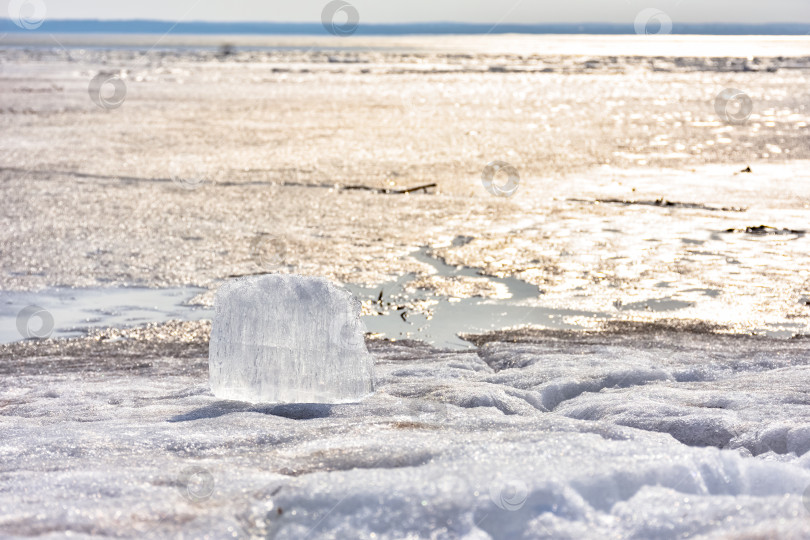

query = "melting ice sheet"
[[1, 245, 803, 348]]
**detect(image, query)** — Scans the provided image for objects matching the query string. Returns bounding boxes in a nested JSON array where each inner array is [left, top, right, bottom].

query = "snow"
[[2, 323, 810, 538], [209, 275, 374, 403]]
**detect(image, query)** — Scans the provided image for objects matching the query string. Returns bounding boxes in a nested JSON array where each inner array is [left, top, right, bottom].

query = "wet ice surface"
[[3, 323, 810, 538], [3, 160, 810, 343], [2, 232, 799, 350]]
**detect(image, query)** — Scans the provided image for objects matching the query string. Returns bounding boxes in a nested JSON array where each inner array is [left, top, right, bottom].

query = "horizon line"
[[1, 19, 810, 36]]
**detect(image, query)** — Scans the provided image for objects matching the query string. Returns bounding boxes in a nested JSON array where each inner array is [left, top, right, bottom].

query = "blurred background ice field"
[[2, 34, 810, 538]]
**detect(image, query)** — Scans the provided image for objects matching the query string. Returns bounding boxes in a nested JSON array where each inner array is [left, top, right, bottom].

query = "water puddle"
[[0, 287, 211, 344], [616, 297, 694, 312], [345, 246, 613, 349]]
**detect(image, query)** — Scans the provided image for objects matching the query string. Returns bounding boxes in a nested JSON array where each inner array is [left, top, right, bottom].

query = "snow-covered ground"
[[2, 322, 810, 538]]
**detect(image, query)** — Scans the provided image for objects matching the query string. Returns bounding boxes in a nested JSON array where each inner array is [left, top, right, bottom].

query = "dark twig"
[[342, 183, 437, 195], [569, 197, 746, 213], [724, 225, 805, 236]]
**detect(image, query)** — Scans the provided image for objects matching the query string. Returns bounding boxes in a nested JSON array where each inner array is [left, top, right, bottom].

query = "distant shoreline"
[[2, 20, 810, 36]]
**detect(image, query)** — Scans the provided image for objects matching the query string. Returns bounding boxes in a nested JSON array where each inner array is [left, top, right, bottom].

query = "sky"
[[10, 0, 810, 24]]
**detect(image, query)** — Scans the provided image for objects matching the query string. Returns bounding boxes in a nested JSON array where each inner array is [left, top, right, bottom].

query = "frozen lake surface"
[[2, 37, 809, 336]]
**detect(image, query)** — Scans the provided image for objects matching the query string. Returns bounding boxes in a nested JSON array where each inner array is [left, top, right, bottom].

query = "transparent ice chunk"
[[209, 275, 375, 403]]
